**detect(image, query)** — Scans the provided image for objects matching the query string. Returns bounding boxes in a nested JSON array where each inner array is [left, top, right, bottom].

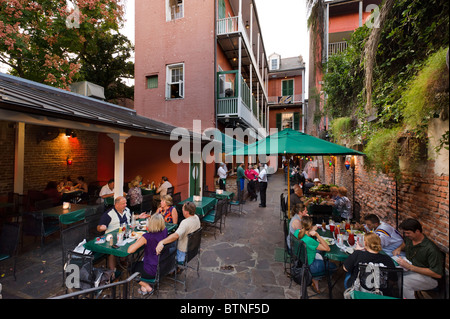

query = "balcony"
[[217, 71, 263, 131], [268, 95, 303, 105], [216, 15, 267, 98], [328, 41, 348, 56]]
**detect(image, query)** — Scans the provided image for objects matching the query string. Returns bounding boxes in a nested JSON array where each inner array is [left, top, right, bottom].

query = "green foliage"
[[330, 117, 352, 143], [363, 126, 402, 177], [321, 0, 449, 176], [0, 0, 132, 95], [78, 32, 134, 101], [403, 48, 449, 135], [322, 27, 369, 119]]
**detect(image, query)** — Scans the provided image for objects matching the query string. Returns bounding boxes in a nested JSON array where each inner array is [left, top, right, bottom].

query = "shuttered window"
[[282, 79, 294, 96], [146, 75, 158, 89]]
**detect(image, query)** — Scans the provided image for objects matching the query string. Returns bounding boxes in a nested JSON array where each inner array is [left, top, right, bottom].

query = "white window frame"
[[281, 113, 294, 129], [166, 0, 184, 21], [270, 58, 279, 70], [166, 63, 184, 99]]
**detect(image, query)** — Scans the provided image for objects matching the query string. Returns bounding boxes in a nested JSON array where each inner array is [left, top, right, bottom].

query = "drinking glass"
[[348, 233, 355, 246]]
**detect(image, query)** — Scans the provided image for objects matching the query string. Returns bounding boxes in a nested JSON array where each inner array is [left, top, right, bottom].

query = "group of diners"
[[287, 200, 444, 299]]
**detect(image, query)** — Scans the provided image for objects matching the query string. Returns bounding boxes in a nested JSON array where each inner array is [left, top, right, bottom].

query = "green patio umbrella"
[[228, 128, 365, 218]]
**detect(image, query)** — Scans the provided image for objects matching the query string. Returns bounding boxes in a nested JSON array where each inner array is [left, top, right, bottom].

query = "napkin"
[[116, 238, 135, 247], [73, 239, 91, 255]]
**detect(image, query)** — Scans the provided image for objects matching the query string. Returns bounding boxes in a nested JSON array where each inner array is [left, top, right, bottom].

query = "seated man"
[[156, 201, 200, 263], [356, 214, 404, 256], [393, 218, 443, 299], [290, 184, 313, 208], [99, 179, 115, 203], [97, 196, 148, 271]]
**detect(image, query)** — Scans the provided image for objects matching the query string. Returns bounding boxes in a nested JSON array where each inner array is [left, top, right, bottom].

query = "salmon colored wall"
[[97, 134, 190, 199], [329, 12, 372, 33], [217, 46, 233, 72], [134, 0, 216, 131], [268, 76, 302, 97], [268, 108, 303, 132]]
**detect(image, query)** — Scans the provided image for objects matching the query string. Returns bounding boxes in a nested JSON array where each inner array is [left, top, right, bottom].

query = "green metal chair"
[[59, 208, 86, 229], [175, 227, 202, 292], [136, 241, 177, 298], [0, 222, 21, 281]]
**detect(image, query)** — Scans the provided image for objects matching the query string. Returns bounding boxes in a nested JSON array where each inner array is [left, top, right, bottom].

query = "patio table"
[[40, 203, 89, 218], [141, 188, 156, 196], [214, 190, 234, 200], [319, 227, 396, 298], [84, 222, 178, 258], [177, 196, 217, 218]]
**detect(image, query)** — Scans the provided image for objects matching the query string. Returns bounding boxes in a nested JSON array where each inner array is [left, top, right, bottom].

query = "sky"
[[119, 0, 310, 95]]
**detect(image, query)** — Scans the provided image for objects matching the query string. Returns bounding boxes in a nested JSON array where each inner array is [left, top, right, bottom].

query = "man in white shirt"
[[217, 163, 228, 191], [99, 179, 115, 203], [258, 163, 268, 207], [156, 176, 172, 197]]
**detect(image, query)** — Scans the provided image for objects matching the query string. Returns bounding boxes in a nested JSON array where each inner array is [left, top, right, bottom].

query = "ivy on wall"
[[321, 0, 449, 178]]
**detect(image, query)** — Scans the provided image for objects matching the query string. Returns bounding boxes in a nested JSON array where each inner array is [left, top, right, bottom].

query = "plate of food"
[[130, 231, 145, 239], [322, 237, 335, 245], [137, 224, 147, 231]]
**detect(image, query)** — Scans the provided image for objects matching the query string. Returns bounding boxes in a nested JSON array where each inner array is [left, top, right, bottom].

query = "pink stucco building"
[[135, 0, 270, 138]]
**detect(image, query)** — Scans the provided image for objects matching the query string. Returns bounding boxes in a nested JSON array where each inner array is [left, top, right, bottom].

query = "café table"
[[84, 222, 178, 258], [318, 226, 395, 299], [61, 190, 83, 203], [84, 221, 178, 275], [177, 196, 217, 218], [214, 190, 234, 200], [39, 203, 90, 227], [141, 188, 156, 196]]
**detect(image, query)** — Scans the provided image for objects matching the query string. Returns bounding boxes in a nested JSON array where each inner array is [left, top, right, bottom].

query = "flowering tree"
[[0, 0, 125, 89]]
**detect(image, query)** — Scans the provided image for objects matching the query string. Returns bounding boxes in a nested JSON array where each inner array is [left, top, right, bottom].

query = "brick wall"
[[0, 122, 98, 195], [0, 122, 16, 194], [322, 155, 449, 270]]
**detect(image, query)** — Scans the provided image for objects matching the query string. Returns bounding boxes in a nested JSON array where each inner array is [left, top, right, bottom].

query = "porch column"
[[14, 122, 25, 194], [107, 133, 131, 199]]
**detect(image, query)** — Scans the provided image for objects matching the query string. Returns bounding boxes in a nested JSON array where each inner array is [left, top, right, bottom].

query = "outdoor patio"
[[0, 170, 346, 300]]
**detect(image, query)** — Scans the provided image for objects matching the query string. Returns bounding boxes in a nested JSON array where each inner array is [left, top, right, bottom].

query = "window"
[[146, 75, 158, 89], [271, 58, 279, 70], [166, 0, 184, 21], [282, 79, 294, 96], [166, 63, 184, 99], [276, 112, 300, 131]]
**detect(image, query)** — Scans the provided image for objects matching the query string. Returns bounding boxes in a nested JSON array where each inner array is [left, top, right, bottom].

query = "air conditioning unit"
[[70, 81, 105, 100]]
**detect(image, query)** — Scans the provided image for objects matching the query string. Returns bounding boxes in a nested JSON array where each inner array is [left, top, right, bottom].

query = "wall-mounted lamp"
[[245, 21, 250, 29], [66, 155, 73, 165], [65, 129, 77, 138]]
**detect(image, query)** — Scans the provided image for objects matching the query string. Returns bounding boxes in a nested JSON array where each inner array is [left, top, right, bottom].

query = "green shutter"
[[276, 113, 282, 131], [293, 112, 300, 131], [147, 75, 158, 89], [282, 80, 294, 96], [219, 0, 226, 19]]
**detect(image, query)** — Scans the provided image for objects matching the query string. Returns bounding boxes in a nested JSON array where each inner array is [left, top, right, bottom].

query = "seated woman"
[[128, 179, 143, 214], [294, 216, 337, 294], [127, 214, 168, 295], [43, 181, 62, 205], [343, 233, 396, 289], [333, 186, 352, 221], [155, 195, 178, 224], [287, 202, 308, 250], [74, 176, 88, 193]]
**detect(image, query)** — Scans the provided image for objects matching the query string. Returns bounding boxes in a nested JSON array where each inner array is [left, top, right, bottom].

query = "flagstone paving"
[[0, 170, 345, 299]]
